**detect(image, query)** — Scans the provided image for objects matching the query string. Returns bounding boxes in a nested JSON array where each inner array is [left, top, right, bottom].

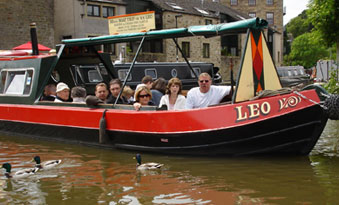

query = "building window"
[[266, 12, 274, 25], [248, 12, 256, 18], [205, 19, 212, 25], [182, 42, 190, 58], [103, 6, 114, 18], [230, 0, 238, 5], [248, 0, 256, 6], [203, 43, 210, 58], [87, 4, 100, 17], [266, 0, 273, 5]]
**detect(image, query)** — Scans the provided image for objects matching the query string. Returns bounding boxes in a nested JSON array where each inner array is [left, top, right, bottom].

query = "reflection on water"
[[0, 120, 338, 204]]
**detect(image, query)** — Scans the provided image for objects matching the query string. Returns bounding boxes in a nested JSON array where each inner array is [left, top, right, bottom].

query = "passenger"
[[54, 82, 71, 102], [95, 83, 109, 103], [122, 85, 134, 103], [135, 75, 153, 100], [159, 77, 186, 110], [151, 77, 166, 106], [41, 84, 56, 101], [135, 75, 153, 91], [106, 79, 128, 104], [71, 86, 86, 103], [132, 86, 155, 111], [185, 73, 231, 109]]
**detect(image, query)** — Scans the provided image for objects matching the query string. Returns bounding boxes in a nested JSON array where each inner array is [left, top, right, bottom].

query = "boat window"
[[118, 69, 132, 81], [293, 70, 298, 76], [70, 64, 104, 84], [191, 67, 201, 78], [88, 70, 103, 83], [145, 69, 157, 79], [171, 68, 178, 78], [0, 68, 34, 96]]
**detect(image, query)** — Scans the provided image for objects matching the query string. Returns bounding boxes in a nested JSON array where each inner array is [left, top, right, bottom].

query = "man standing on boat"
[[185, 73, 231, 109]]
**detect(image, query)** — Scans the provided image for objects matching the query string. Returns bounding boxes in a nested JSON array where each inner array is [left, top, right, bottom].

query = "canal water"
[[1, 120, 339, 204]]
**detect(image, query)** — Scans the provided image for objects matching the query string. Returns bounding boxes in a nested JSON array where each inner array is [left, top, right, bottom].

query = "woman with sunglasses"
[[132, 86, 155, 110], [159, 77, 186, 110]]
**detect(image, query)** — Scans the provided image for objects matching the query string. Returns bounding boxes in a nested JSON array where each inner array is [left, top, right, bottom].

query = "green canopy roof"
[[62, 18, 267, 47]]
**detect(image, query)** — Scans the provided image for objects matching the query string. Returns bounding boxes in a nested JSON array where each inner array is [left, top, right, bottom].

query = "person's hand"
[[133, 102, 142, 111]]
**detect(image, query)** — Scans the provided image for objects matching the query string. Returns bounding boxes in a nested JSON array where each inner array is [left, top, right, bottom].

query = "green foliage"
[[287, 32, 328, 68], [308, 0, 339, 46], [285, 10, 312, 39], [324, 70, 339, 94]]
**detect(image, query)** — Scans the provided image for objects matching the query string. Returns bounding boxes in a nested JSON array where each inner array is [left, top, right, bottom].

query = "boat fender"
[[324, 94, 339, 120], [86, 95, 103, 107], [99, 109, 108, 144]]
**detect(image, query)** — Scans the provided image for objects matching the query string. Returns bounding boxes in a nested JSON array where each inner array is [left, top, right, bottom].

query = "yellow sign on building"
[[108, 11, 155, 34]]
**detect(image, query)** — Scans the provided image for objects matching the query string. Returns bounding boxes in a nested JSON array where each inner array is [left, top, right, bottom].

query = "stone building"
[[221, 0, 284, 66], [54, 0, 127, 54], [0, 0, 55, 50], [123, 0, 249, 82]]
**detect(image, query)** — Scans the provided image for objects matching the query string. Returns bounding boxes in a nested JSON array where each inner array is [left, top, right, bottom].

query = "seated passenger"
[[132, 86, 155, 111], [185, 73, 231, 109], [135, 75, 153, 92], [41, 84, 56, 101], [151, 77, 166, 106], [159, 77, 186, 110], [106, 79, 128, 104], [71, 86, 86, 103], [54, 82, 71, 102], [95, 83, 109, 103], [122, 85, 134, 103]]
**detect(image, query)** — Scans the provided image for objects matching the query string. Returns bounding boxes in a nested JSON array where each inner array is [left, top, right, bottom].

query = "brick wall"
[[0, 0, 54, 50]]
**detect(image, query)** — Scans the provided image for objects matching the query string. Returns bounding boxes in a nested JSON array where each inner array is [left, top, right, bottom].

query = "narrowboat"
[[0, 18, 335, 156]]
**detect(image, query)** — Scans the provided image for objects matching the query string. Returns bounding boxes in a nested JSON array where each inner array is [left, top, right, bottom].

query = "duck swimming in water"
[[135, 154, 163, 170], [33, 156, 62, 170], [2, 163, 39, 179]]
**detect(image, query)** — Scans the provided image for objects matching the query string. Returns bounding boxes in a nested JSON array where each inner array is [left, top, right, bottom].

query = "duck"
[[2, 163, 39, 179], [33, 156, 62, 170], [135, 153, 163, 170]]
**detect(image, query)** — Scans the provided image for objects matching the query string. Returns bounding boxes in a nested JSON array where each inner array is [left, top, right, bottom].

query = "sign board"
[[108, 11, 155, 34]]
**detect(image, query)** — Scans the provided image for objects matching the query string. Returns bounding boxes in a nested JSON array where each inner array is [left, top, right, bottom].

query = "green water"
[[1, 120, 339, 204]]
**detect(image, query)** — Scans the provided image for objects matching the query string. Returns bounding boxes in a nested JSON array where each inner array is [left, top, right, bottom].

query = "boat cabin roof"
[[62, 18, 267, 46]]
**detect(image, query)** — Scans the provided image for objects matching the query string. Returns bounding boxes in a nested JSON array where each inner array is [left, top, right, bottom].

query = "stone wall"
[[0, 0, 54, 50]]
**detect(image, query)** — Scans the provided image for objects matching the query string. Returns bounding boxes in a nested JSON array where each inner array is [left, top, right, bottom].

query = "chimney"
[[30, 22, 39, 55]]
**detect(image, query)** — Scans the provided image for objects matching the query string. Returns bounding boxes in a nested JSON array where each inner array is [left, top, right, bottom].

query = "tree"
[[285, 10, 312, 39], [308, 0, 339, 62], [288, 32, 328, 68]]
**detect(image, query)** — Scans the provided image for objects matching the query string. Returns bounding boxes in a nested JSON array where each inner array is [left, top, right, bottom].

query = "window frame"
[[87, 4, 100, 17], [145, 68, 157, 80], [266, 0, 274, 5], [118, 69, 132, 81], [266, 12, 274, 25], [0, 68, 34, 96], [205, 19, 213, 25], [203, 43, 210, 58], [181, 42, 190, 58], [248, 0, 256, 6], [102, 6, 115, 18], [248, 12, 256, 18], [230, 0, 238, 6]]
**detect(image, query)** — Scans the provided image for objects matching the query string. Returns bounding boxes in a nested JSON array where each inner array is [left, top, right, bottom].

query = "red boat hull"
[[0, 90, 328, 156]]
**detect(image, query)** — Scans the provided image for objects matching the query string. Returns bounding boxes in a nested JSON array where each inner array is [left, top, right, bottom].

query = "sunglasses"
[[199, 80, 209, 83], [139, 94, 150, 98]]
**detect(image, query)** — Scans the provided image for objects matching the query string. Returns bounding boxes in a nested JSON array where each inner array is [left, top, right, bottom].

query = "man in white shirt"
[[185, 73, 231, 109]]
